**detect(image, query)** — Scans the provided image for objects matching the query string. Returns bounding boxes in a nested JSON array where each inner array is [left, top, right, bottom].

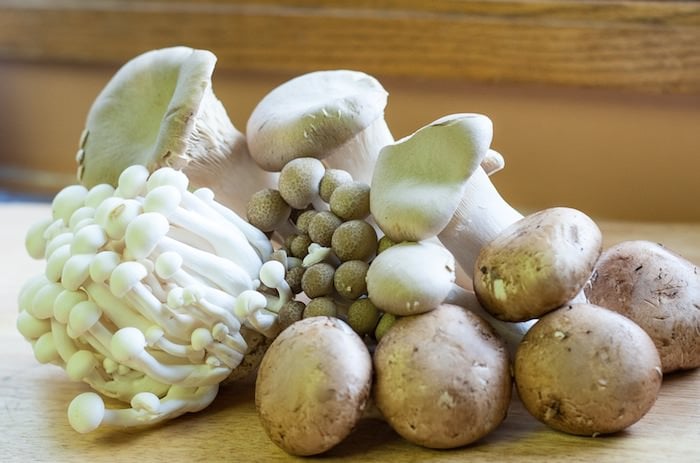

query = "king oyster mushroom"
[[76, 46, 275, 216], [370, 113, 522, 278], [245, 69, 393, 184]]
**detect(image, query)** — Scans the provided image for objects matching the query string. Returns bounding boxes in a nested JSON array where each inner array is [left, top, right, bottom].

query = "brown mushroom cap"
[[585, 240, 700, 372], [514, 303, 662, 436], [255, 316, 372, 456], [474, 207, 602, 322], [373, 304, 511, 449]]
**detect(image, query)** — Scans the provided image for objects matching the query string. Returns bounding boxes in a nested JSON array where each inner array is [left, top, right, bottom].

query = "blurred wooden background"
[[0, 0, 699, 221]]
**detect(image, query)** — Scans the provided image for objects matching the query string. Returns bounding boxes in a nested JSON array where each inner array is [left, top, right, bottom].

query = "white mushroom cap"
[[77, 46, 275, 216], [79, 47, 220, 187], [370, 114, 493, 242], [366, 241, 456, 316], [246, 69, 391, 182]]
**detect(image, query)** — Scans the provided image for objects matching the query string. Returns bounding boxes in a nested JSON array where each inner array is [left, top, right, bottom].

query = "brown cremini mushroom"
[[515, 303, 662, 436], [474, 207, 602, 322], [373, 303, 511, 449], [585, 240, 700, 372], [255, 316, 373, 456]]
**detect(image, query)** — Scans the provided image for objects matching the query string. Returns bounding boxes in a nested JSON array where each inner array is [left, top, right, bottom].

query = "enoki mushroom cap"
[[68, 392, 106, 434]]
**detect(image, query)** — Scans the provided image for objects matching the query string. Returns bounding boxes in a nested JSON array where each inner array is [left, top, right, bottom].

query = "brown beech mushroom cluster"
[[16, 47, 700, 457]]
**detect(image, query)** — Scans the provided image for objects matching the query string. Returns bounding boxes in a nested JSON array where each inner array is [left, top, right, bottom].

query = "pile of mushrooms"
[[17, 47, 700, 454]]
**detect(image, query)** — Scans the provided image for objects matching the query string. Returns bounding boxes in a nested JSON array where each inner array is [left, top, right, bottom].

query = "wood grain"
[[0, 0, 698, 93], [1, 203, 699, 462]]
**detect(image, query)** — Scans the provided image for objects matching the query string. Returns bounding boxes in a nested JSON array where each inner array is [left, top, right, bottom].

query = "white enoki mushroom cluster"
[[17, 165, 282, 433]]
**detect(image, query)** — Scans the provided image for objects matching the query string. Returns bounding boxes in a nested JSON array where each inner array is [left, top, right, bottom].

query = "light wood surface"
[[1, 203, 699, 462], [0, 0, 698, 93]]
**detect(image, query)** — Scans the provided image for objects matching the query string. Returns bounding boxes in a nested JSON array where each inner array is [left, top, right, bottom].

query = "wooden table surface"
[[2, 203, 699, 463]]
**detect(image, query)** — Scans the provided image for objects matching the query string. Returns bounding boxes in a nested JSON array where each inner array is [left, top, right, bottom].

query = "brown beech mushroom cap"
[[78, 46, 275, 216], [255, 316, 372, 456], [366, 241, 456, 316], [474, 207, 602, 322], [585, 240, 700, 372], [246, 70, 392, 184], [515, 303, 662, 436], [373, 304, 512, 449]]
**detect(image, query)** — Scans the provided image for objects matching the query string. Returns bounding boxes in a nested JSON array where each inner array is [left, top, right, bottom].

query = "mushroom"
[[514, 303, 662, 436], [17, 166, 288, 433], [585, 240, 700, 372], [255, 316, 373, 456], [366, 241, 456, 316], [77, 46, 275, 216], [473, 207, 602, 322], [246, 69, 393, 183], [370, 113, 522, 279], [373, 304, 512, 449]]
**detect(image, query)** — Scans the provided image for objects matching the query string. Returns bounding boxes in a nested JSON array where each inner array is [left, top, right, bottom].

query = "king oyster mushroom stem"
[[17, 166, 288, 433], [370, 113, 523, 278], [77, 46, 276, 217]]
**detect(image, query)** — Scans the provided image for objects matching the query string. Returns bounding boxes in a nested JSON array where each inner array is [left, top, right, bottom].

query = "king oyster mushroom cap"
[[77, 46, 275, 216], [370, 113, 497, 244], [255, 316, 373, 456], [373, 304, 512, 449], [366, 241, 456, 316], [585, 240, 700, 373], [371, 113, 524, 279], [246, 69, 393, 183], [474, 207, 603, 322]]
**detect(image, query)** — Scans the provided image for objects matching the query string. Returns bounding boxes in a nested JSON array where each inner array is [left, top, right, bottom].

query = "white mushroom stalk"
[[77, 46, 276, 217], [17, 165, 284, 433]]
